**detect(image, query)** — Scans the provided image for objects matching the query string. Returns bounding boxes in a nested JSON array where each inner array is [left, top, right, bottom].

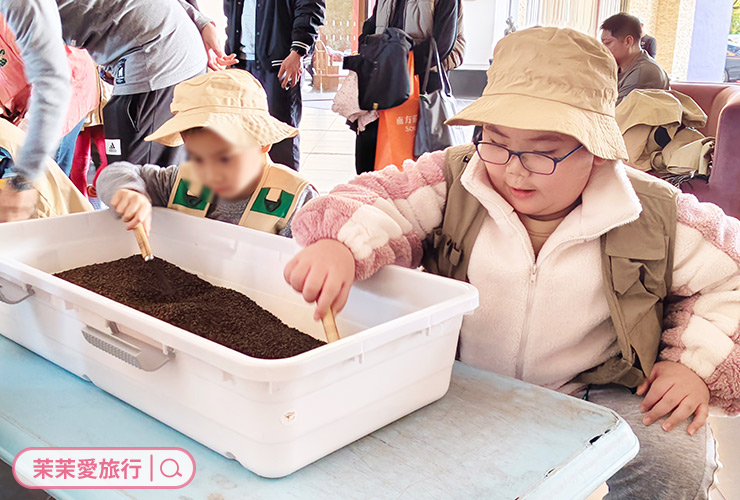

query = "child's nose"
[[504, 154, 531, 178]]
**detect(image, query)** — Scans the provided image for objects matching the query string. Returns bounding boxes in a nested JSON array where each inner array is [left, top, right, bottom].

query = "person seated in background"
[[639, 19, 657, 58], [283, 27, 737, 499], [0, 119, 92, 222], [601, 13, 668, 105], [96, 71, 317, 237]]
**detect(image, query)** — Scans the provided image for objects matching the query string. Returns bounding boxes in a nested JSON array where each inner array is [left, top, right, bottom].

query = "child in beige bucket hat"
[[96, 70, 317, 236], [282, 27, 738, 498]]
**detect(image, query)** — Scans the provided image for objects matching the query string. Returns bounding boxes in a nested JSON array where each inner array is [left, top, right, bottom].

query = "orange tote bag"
[[374, 52, 419, 171]]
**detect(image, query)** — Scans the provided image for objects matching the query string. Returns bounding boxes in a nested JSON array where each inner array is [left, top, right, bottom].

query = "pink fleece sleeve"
[[292, 152, 448, 280], [661, 193, 740, 415]]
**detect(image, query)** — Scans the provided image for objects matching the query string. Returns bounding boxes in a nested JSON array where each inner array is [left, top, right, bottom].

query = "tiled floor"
[[297, 91, 475, 194], [298, 94, 357, 194]]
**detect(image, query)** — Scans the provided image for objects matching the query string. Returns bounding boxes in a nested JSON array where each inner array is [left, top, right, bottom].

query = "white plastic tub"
[[0, 208, 478, 477]]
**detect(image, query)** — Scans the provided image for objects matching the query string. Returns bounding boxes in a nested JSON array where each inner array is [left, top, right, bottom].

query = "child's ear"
[[592, 156, 608, 168], [260, 145, 272, 154]]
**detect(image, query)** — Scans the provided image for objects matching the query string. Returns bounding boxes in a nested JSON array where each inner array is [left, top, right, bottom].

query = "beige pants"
[[0, 160, 93, 219]]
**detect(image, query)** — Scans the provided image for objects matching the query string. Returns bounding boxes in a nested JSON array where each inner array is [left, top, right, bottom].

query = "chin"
[[214, 189, 238, 200], [508, 196, 544, 215]]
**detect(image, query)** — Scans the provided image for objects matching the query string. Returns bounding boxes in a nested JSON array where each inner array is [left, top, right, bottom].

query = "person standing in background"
[[0, 0, 234, 223], [224, 0, 326, 171], [0, 12, 98, 177], [443, 0, 466, 72], [354, 0, 459, 174], [639, 19, 657, 58], [601, 13, 668, 106]]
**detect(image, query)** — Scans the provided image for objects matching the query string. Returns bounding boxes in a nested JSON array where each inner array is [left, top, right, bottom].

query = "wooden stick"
[[133, 224, 154, 262], [321, 309, 341, 343]]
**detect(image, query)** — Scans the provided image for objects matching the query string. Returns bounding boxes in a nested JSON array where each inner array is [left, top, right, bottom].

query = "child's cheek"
[[484, 164, 504, 190]]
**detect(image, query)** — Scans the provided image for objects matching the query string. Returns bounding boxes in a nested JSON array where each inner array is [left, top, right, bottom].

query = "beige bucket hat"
[[447, 27, 629, 161], [146, 70, 298, 147]]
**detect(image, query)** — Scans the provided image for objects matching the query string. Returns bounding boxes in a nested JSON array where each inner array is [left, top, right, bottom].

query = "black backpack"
[[343, 27, 414, 111]]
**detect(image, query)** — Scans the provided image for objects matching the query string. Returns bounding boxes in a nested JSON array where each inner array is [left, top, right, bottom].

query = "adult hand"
[[0, 183, 37, 223], [637, 360, 710, 435], [277, 51, 304, 89], [200, 23, 237, 71], [283, 239, 356, 320], [110, 189, 152, 233]]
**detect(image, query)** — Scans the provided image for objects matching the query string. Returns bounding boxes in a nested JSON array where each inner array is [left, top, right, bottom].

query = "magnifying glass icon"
[[160, 458, 182, 478]]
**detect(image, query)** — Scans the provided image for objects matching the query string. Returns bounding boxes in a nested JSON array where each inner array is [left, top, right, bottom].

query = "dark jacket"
[[361, 0, 457, 77], [224, 0, 325, 71], [641, 34, 657, 58]]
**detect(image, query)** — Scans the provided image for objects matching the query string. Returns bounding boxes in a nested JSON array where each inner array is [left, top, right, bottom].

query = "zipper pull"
[[530, 266, 537, 283]]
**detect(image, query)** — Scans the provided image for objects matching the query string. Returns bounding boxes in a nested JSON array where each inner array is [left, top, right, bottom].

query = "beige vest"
[[166, 161, 311, 234], [423, 145, 678, 388]]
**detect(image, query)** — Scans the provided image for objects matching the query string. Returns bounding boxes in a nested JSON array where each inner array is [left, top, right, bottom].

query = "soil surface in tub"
[[55, 255, 325, 359]]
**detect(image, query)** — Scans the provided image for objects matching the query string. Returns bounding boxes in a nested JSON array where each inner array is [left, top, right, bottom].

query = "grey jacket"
[[617, 50, 669, 106], [0, 0, 210, 182], [97, 162, 319, 238]]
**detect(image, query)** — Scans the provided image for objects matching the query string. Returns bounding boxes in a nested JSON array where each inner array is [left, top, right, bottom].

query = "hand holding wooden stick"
[[133, 224, 154, 262], [321, 309, 340, 343]]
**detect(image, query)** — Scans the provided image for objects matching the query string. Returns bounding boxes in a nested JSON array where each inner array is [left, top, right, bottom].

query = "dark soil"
[[55, 256, 325, 359]]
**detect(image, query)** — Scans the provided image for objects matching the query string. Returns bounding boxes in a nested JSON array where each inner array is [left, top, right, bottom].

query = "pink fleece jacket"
[[293, 150, 740, 415]]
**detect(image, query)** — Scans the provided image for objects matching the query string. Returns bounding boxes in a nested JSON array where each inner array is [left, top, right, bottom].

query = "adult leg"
[[144, 85, 187, 167], [355, 120, 378, 174], [586, 385, 718, 500], [266, 79, 301, 170], [241, 62, 301, 170], [103, 87, 185, 168], [70, 127, 92, 196], [90, 125, 108, 170]]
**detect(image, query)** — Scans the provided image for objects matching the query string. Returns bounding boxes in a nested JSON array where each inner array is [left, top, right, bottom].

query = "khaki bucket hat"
[[146, 70, 298, 147], [447, 27, 629, 161]]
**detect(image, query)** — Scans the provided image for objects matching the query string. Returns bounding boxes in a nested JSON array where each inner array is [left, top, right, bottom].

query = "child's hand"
[[283, 240, 356, 321], [110, 189, 152, 232], [637, 361, 710, 435]]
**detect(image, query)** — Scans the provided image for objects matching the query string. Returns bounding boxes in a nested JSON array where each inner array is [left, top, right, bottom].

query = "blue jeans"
[[54, 119, 85, 177]]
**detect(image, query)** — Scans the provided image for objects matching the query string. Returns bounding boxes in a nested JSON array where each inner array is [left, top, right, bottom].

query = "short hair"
[[601, 13, 642, 42], [181, 127, 207, 138]]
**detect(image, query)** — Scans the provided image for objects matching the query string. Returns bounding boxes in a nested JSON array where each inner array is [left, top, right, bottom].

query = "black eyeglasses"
[[473, 140, 583, 175]]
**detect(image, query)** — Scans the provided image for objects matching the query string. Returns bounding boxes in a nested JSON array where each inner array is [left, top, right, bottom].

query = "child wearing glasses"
[[283, 27, 738, 499]]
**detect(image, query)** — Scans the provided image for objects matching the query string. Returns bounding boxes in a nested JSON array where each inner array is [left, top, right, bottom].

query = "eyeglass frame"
[[473, 139, 584, 176]]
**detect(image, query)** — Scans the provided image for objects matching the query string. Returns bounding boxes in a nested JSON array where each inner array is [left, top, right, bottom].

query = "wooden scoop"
[[133, 224, 154, 262], [132, 224, 174, 295], [321, 309, 340, 343]]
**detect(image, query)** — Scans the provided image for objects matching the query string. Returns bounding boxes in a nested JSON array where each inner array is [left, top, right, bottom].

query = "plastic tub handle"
[[0, 277, 34, 305], [81, 323, 174, 371]]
